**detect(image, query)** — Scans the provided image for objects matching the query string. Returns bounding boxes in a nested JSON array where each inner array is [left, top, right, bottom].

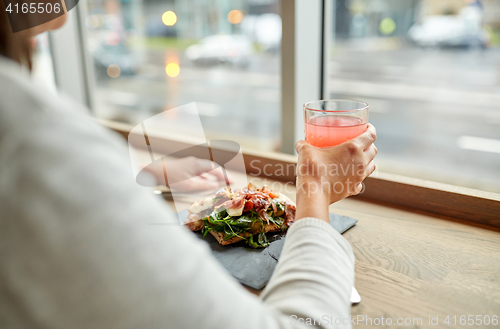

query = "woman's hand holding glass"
[[295, 124, 377, 223]]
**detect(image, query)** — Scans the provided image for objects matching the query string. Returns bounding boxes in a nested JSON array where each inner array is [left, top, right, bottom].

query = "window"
[[32, 32, 57, 92], [83, 0, 282, 152], [325, 0, 500, 193], [48, 0, 499, 200]]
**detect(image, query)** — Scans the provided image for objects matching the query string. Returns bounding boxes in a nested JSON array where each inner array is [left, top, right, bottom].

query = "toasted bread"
[[187, 184, 296, 247], [209, 222, 282, 245]]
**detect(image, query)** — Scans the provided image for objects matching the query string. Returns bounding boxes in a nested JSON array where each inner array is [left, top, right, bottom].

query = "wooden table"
[[165, 172, 500, 328], [335, 198, 500, 328]]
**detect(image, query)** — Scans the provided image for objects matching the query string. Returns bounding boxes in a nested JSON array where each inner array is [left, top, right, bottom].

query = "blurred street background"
[[38, 0, 500, 192]]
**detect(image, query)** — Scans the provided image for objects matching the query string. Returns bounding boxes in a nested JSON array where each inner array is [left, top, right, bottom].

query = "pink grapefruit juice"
[[305, 116, 367, 147]]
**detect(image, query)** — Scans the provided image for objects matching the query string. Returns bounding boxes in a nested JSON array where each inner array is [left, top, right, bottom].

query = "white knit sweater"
[[0, 56, 354, 329]]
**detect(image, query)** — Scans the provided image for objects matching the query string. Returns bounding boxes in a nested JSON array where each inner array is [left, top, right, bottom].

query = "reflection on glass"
[[327, 0, 500, 193], [84, 0, 281, 152]]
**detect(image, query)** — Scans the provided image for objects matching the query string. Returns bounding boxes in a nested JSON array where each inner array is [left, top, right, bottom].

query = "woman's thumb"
[[295, 140, 308, 153]]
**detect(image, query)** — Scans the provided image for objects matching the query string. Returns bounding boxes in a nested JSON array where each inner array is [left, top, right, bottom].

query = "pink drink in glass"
[[304, 100, 369, 148], [305, 116, 367, 147]]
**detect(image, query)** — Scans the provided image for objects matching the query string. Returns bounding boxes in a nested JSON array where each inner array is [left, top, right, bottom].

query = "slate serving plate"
[[177, 209, 357, 290]]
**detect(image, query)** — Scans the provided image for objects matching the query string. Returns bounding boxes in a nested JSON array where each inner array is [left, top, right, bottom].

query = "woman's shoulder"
[[0, 56, 127, 162], [0, 56, 105, 136], [0, 57, 63, 131]]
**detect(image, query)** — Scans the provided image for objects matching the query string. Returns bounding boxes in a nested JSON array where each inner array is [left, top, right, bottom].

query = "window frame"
[[50, 1, 500, 226], [49, 3, 95, 111]]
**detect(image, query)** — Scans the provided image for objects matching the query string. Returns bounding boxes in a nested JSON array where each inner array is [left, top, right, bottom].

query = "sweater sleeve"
[[261, 218, 355, 327], [0, 78, 355, 329]]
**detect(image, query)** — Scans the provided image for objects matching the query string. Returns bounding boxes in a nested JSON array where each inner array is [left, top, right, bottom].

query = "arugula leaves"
[[274, 200, 285, 213], [200, 203, 287, 248], [247, 232, 270, 248]]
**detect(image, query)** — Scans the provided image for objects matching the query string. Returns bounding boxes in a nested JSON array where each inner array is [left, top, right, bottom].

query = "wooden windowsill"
[[101, 118, 500, 229]]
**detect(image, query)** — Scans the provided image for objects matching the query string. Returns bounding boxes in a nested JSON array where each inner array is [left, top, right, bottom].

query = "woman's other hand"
[[145, 156, 233, 192]]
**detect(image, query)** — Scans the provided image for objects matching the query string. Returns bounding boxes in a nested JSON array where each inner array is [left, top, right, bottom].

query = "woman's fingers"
[[352, 183, 363, 195], [196, 158, 233, 183], [196, 158, 217, 173], [208, 166, 232, 183], [171, 176, 219, 192], [364, 143, 377, 162], [295, 140, 309, 153], [365, 160, 376, 178], [191, 176, 220, 190], [353, 123, 377, 150]]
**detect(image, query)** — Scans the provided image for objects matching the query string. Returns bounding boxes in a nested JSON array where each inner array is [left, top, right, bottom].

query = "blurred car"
[[185, 35, 252, 67], [408, 14, 489, 48], [146, 20, 177, 37], [92, 40, 138, 77]]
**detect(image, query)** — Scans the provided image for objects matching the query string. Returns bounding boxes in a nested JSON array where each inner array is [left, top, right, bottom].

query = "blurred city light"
[[162, 11, 177, 26], [228, 10, 243, 24], [106, 32, 120, 46], [107, 64, 121, 78], [379, 17, 396, 35], [90, 14, 104, 28], [166, 62, 180, 77]]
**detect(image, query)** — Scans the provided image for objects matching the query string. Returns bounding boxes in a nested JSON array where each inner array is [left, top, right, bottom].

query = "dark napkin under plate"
[[177, 209, 357, 290]]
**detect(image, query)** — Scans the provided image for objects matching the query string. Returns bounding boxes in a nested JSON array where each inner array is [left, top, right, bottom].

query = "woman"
[[0, 4, 377, 329]]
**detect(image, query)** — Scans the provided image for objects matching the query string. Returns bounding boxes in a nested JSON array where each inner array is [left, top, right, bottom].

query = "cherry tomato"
[[243, 200, 254, 212], [269, 192, 279, 199]]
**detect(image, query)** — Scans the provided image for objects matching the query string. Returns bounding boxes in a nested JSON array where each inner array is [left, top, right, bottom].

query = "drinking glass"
[[304, 100, 369, 147]]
